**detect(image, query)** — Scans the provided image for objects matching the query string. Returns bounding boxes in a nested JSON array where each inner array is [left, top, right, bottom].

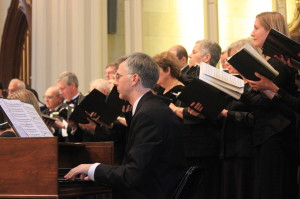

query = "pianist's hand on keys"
[[64, 164, 93, 181]]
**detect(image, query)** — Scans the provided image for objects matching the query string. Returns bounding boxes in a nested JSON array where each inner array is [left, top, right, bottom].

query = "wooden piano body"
[[0, 137, 114, 198]]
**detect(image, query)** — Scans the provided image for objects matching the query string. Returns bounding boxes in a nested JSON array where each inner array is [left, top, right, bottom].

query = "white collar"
[[71, 93, 80, 100], [132, 94, 144, 116]]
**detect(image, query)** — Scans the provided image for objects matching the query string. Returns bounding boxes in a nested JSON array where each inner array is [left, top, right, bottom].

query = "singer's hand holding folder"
[[178, 78, 232, 119]]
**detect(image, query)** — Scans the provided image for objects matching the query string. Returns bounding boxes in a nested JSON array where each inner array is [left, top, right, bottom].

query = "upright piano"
[[0, 137, 114, 198]]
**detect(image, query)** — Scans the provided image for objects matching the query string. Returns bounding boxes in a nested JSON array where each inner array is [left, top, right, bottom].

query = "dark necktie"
[[66, 97, 78, 105]]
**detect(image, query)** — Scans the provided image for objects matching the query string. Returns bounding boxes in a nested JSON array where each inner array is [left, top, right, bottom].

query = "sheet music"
[[198, 62, 244, 100], [0, 99, 53, 137], [199, 62, 244, 88], [200, 74, 243, 98], [0, 99, 28, 137], [23, 103, 53, 137]]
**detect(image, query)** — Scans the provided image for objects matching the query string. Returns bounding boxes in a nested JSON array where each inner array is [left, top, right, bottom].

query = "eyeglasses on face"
[[114, 73, 132, 80]]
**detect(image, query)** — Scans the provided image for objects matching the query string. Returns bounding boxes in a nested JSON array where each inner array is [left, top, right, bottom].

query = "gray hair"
[[89, 79, 111, 94], [195, 39, 222, 66], [10, 78, 25, 89], [118, 52, 159, 89], [227, 38, 261, 55], [56, 71, 79, 88]]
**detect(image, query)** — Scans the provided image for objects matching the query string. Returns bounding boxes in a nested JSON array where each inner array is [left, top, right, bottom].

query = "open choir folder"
[[178, 78, 232, 119], [227, 43, 279, 81], [262, 28, 300, 67], [198, 62, 244, 100], [0, 98, 53, 137], [69, 86, 125, 126]]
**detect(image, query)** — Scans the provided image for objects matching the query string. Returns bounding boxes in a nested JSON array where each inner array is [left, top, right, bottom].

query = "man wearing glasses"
[[65, 52, 186, 199]]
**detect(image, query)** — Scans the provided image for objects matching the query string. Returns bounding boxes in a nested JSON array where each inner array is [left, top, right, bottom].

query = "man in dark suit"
[[56, 71, 93, 142], [42, 86, 64, 138], [65, 52, 186, 199], [42, 86, 64, 115], [168, 44, 189, 73]]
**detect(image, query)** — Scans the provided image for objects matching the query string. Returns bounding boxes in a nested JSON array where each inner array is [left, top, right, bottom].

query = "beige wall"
[[0, 0, 297, 98], [286, 0, 296, 23], [107, 0, 205, 64], [142, 0, 204, 56], [218, 0, 273, 51]]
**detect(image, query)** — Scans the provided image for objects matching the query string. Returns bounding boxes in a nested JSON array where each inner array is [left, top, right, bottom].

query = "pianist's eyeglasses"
[[114, 73, 132, 80]]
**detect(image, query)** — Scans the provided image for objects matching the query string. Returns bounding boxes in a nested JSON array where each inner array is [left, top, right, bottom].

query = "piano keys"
[[0, 137, 114, 198]]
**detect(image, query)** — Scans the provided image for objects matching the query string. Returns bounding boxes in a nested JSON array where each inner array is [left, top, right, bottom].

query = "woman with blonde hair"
[[241, 11, 298, 199], [3, 89, 45, 137], [8, 89, 42, 115]]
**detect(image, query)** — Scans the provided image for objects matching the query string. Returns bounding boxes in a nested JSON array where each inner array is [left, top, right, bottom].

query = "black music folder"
[[79, 88, 107, 114], [101, 86, 126, 125], [58, 104, 90, 124], [68, 105, 90, 124], [227, 43, 279, 81], [262, 28, 300, 65], [177, 78, 231, 119], [69, 86, 125, 126]]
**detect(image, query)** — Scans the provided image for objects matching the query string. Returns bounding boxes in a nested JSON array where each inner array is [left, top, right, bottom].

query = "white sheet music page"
[[3, 99, 42, 137], [0, 99, 28, 137], [23, 103, 53, 137], [0, 99, 53, 137], [200, 62, 244, 88], [199, 62, 244, 99]]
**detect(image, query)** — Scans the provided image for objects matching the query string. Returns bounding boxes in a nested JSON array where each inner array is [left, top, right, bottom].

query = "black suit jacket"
[[94, 91, 186, 199], [60, 93, 94, 142], [180, 65, 190, 75]]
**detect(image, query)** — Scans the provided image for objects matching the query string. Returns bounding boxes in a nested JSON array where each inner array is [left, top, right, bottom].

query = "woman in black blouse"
[[153, 51, 185, 103], [154, 51, 222, 199], [241, 12, 298, 199], [218, 39, 255, 199]]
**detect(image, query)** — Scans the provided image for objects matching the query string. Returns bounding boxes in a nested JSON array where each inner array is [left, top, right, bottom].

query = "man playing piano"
[[65, 52, 186, 199]]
